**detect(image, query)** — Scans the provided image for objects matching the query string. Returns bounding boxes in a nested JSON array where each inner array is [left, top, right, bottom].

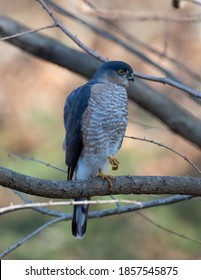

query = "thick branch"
[[0, 16, 201, 148], [0, 166, 201, 198]]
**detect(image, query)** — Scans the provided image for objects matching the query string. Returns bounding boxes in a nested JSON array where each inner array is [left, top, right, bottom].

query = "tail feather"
[[72, 198, 89, 239]]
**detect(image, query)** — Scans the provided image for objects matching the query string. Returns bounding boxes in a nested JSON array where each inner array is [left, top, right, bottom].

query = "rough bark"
[[0, 166, 201, 198]]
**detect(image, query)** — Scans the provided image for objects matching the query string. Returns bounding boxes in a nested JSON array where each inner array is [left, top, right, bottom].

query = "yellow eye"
[[118, 69, 126, 75]]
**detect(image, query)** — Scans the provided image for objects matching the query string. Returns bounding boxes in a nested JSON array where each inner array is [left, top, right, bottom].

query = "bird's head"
[[93, 61, 134, 87]]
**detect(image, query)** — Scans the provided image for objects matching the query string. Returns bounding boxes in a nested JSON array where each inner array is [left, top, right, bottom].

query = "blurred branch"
[[184, 0, 201, 6], [128, 82, 201, 149], [0, 199, 142, 215], [10, 134, 200, 179], [0, 193, 195, 258], [0, 16, 100, 75], [0, 195, 194, 218], [0, 23, 56, 41], [46, 0, 179, 81], [125, 136, 201, 174], [0, 166, 201, 197], [117, 28, 201, 82], [0, 216, 64, 259], [137, 212, 201, 245], [9, 131, 201, 175], [72, 0, 201, 22], [49, 0, 200, 82], [15, 191, 65, 218], [37, 0, 107, 62], [8, 153, 66, 174], [15, 190, 201, 248], [0, 16, 201, 148], [63, 0, 201, 84]]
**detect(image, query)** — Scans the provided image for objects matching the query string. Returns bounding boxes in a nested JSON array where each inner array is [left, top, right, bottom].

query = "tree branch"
[[0, 216, 64, 259], [0, 166, 201, 198], [0, 16, 201, 148], [133, 71, 201, 99], [71, 1, 201, 22], [0, 193, 195, 259], [46, 0, 179, 81], [37, 0, 107, 62]]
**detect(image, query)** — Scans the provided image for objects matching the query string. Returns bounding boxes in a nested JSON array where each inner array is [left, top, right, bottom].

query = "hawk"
[[63, 61, 134, 239]]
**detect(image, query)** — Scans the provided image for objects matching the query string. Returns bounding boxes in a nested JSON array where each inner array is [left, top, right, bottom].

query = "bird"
[[63, 60, 134, 239]]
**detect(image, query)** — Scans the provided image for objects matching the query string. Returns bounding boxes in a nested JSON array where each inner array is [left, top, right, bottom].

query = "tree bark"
[[0, 166, 201, 198]]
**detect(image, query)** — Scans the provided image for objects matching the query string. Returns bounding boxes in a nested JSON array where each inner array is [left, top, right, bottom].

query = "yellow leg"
[[108, 156, 120, 170], [98, 170, 114, 189]]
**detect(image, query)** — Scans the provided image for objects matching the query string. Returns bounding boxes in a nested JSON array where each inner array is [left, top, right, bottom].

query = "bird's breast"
[[81, 83, 128, 160]]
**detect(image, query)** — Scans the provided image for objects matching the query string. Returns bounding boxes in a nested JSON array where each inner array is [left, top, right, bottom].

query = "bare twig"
[[133, 71, 201, 99], [55, 0, 201, 83], [46, 0, 179, 81], [89, 195, 194, 218], [14, 191, 65, 218], [8, 153, 66, 174], [72, 1, 201, 22], [37, 0, 107, 62], [1, 16, 201, 148], [44, 0, 201, 98], [0, 24, 56, 41], [125, 136, 201, 174], [13, 192, 194, 230], [116, 26, 201, 82], [48, 0, 201, 102], [137, 212, 201, 245], [0, 194, 194, 258], [15, 190, 200, 247], [0, 217, 64, 259], [0, 199, 142, 215]]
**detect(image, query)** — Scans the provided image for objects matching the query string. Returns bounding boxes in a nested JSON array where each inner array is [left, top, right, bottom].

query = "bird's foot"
[[108, 156, 119, 170], [98, 170, 114, 189]]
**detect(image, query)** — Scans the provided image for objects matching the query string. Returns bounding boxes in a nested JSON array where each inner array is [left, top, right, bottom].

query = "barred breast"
[[81, 82, 128, 168]]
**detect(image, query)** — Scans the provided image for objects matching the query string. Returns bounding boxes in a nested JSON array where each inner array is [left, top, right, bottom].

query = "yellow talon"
[[98, 170, 114, 189], [108, 156, 120, 170]]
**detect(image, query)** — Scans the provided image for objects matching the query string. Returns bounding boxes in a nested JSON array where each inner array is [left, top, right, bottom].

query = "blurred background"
[[0, 0, 201, 259]]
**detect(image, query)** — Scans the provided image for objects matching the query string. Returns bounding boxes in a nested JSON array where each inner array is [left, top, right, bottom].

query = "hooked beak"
[[127, 72, 134, 82]]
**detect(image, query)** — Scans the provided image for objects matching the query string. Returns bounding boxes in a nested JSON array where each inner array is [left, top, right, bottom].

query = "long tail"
[[72, 198, 89, 239]]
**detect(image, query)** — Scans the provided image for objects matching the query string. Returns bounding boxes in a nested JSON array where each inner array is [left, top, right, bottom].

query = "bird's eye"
[[118, 69, 126, 75]]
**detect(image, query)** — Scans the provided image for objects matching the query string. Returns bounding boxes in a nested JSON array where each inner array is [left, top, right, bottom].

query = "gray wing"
[[64, 83, 92, 180]]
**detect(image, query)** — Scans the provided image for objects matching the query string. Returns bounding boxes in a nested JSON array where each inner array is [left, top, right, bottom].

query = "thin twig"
[[0, 195, 195, 217], [0, 199, 142, 215], [0, 217, 64, 259], [61, 0, 201, 83], [72, 1, 201, 22], [37, 0, 107, 62], [15, 191, 65, 217], [133, 71, 201, 99], [137, 212, 201, 245], [8, 153, 66, 173], [46, 0, 178, 81], [0, 24, 56, 41], [123, 30, 201, 82], [89, 195, 194, 218], [16, 190, 201, 247], [0, 194, 194, 258], [47, 0, 201, 93], [125, 135, 201, 174]]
